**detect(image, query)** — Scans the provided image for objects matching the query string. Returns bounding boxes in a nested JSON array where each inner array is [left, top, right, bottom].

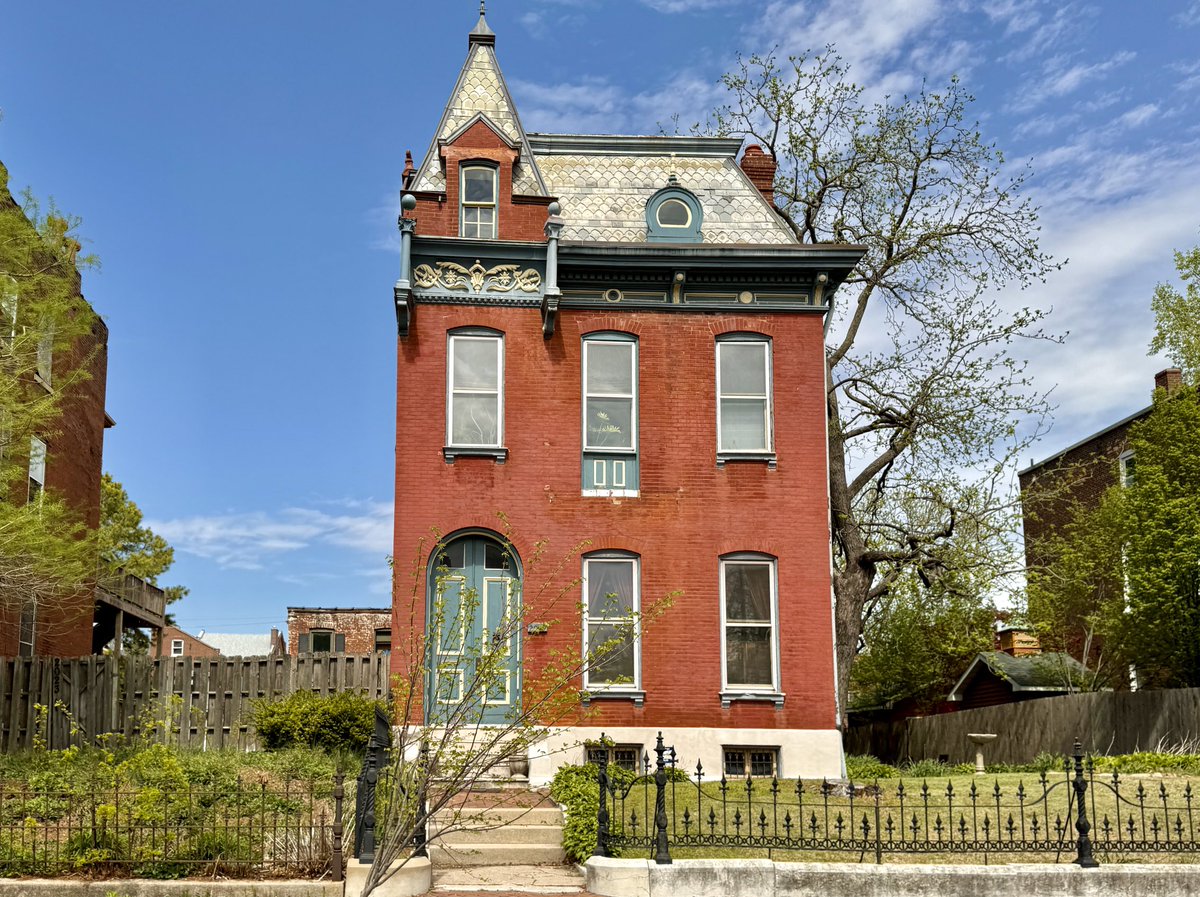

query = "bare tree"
[[712, 50, 1059, 716]]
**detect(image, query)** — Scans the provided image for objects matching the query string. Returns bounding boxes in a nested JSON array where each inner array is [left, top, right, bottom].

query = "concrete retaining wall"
[[0, 881, 340, 897], [586, 857, 1200, 897]]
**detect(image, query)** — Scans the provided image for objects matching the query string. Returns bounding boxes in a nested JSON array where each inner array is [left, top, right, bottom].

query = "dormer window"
[[646, 183, 702, 243], [461, 164, 497, 239], [656, 198, 691, 228]]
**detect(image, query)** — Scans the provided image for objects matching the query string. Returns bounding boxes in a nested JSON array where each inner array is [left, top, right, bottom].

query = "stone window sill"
[[717, 452, 777, 469], [720, 690, 785, 709], [582, 689, 645, 708], [443, 446, 508, 463]]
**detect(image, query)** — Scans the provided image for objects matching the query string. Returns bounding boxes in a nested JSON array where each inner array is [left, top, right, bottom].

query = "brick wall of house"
[[1018, 417, 1140, 571], [0, 173, 108, 658], [156, 625, 220, 658], [286, 608, 392, 655], [392, 303, 838, 732]]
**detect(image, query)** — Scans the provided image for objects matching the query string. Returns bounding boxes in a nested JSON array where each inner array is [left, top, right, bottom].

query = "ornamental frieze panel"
[[413, 259, 542, 295]]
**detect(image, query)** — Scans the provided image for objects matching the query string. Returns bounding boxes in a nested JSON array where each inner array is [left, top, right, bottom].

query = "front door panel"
[[430, 536, 519, 725]]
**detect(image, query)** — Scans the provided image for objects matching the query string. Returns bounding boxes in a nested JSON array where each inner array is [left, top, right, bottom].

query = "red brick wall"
[[392, 304, 838, 732], [1018, 419, 1139, 570], [287, 609, 392, 655], [0, 308, 107, 658], [156, 626, 220, 658]]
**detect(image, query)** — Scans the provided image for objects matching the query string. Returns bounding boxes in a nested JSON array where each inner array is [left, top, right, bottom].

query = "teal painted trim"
[[582, 453, 640, 491], [646, 186, 703, 243]]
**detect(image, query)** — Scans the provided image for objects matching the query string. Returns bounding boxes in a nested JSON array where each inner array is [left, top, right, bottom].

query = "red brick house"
[[390, 12, 864, 784], [0, 162, 150, 657]]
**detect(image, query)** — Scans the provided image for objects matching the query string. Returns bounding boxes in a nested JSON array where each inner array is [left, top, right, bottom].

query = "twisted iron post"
[[1072, 739, 1099, 868], [332, 771, 344, 882], [654, 732, 672, 864], [594, 734, 611, 857]]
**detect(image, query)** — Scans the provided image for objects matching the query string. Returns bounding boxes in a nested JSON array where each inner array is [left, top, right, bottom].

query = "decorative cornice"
[[413, 259, 541, 294]]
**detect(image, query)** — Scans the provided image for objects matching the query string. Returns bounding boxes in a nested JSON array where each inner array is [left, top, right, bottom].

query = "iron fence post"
[[1072, 739, 1099, 868], [653, 732, 672, 865], [332, 771, 344, 882], [595, 735, 611, 858], [414, 741, 429, 858]]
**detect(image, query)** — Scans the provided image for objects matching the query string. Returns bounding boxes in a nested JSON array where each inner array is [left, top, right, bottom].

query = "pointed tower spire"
[[410, 7, 547, 197], [470, 1, 495, 45]]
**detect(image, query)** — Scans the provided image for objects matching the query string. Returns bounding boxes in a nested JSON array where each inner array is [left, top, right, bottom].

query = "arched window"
[[582, 551, 642, 696], [719, 553, 779, 694], [582, 331, 638, 495], [716, 333, 773, 456], [460, 163, 498, 239], [646, 183, 703, 243], [446, 327, 504, 456]]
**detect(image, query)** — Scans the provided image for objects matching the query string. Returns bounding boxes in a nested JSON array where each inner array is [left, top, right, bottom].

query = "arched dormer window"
[[460, 163, 498, 239], [646, 182, 703, 243]]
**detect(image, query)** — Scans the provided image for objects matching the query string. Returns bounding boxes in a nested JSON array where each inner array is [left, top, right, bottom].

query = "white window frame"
[[446, 332, 504, 449], [582, 338, 637, 453], [171, 639, 185, 657], [18, 600, 36, 657], [460, 164, 498, 239], [716, 336, 773, 454], [719, 555, 779, 693], [1119, 450, 1135, 488], [582, 554, 641, 692], [28, 436, 46, 503]]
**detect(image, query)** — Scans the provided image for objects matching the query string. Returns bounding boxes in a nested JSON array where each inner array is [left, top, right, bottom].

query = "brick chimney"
[[739, 144, 776, 205], [997, 626, 1041, 657], [1155, 367, 1183, 395]]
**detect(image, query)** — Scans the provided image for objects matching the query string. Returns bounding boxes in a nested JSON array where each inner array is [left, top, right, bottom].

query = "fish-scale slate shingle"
[[533, 153, 795, 245]]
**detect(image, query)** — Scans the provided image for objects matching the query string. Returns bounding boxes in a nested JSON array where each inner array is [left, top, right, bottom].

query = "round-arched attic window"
[[646, 185, 702, 242]]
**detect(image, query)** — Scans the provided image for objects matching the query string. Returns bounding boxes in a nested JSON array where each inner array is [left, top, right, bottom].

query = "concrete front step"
[[431, 823, 564, 845], [433, 806, 564, 826], [427, 842, 568, 867], [432, 863, 585, 893]]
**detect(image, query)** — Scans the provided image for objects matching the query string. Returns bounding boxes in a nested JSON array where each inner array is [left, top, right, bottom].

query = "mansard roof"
[[529, 135, 796, 245]]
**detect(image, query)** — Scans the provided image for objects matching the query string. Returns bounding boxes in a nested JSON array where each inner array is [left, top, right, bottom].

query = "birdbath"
[[967, 733, 998, 775]]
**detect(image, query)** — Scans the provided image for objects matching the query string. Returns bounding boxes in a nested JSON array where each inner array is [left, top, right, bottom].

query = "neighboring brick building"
[[0, 161, 127, 657], [1019, 368, 1181, 570], [155, 627, 285, 658], [390, 12, 865, 784], [157, 625, 221, 658], [287, 607, 391, 655]]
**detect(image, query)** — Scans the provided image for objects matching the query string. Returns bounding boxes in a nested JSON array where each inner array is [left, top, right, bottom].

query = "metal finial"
[[480, 1, 486, 14]]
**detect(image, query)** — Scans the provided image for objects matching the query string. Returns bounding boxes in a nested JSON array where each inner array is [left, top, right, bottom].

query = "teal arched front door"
[[428, 535, 520, 725]]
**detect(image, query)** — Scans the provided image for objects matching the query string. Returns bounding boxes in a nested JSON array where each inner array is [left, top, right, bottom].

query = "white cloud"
[[1008, 50, 1136, 113], [1176, 2, 1200, 26], [149, 499, 392, 572], [640, 0, 739, 10], [1113, 103, 1159, 130]]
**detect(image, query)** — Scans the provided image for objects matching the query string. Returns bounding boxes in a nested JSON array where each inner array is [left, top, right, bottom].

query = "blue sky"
[[2, 1, 1198, 635]]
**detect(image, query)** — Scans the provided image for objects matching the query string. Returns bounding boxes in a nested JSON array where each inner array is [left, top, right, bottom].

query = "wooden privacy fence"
[[845, 687, 1200, 765], [0, 653, 391, 753]]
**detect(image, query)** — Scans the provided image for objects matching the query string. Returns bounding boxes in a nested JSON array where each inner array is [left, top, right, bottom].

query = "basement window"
[[723, 747, 779, 778], [586, 743, 643, 773]]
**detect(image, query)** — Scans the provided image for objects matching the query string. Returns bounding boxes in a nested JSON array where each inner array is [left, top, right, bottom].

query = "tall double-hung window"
[[460, 165, 497, 239], [716, 335, 772, 455], [582, 333, 638, 495], [720, 555, 779, 693], [582, 553, 641, 694], [447, 330, 504, 451]]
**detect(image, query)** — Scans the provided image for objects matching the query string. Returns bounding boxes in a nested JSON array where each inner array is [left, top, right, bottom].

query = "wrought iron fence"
[[595, 733, 1200, 866], [0, 774, 345, 879]]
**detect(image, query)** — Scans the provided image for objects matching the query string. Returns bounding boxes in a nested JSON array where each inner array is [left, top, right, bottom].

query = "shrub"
[[900, 758, 973, 778], [250, 691, 385, 753], [844, 754, 898, 780]]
